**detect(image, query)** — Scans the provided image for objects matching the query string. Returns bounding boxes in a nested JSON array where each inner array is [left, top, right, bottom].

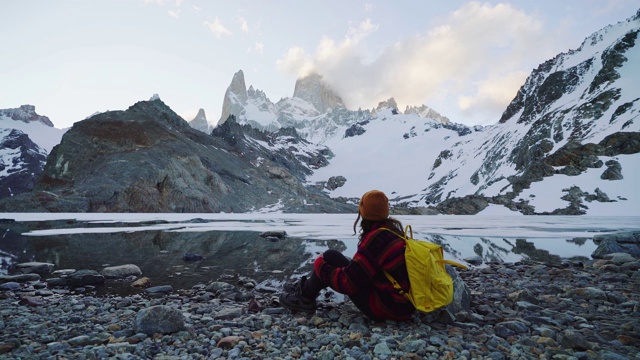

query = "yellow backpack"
[[380, 225, 467, 313]]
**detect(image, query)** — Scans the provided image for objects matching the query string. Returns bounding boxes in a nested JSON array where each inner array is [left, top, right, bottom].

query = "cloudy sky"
[[2, 1, 638, 129]]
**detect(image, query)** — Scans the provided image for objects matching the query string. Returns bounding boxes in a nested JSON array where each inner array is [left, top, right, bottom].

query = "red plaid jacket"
[[313, 223, 415, 321]]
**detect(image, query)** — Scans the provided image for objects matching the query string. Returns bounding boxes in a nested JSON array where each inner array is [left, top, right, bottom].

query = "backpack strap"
[[439, 259, 468, 269], [377, 227, 412, 299]]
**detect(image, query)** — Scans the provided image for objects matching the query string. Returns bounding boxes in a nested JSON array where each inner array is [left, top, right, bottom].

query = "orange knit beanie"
[[358, 190, 389, 221]]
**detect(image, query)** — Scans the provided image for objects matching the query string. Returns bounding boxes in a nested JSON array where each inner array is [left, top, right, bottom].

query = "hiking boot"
[[279, 290, 317, 313], [283, 276, 307, 293]]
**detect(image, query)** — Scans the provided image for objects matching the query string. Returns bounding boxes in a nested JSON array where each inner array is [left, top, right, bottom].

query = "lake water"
[[1, 213, 638, 295]]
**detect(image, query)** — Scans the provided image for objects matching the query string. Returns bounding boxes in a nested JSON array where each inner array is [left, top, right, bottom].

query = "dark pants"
[[302, 249, 379, 320]]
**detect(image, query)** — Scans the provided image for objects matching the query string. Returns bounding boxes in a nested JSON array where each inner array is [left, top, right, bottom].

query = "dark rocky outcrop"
[[0, 100, 354, 213], [435, 195, 489, 215]]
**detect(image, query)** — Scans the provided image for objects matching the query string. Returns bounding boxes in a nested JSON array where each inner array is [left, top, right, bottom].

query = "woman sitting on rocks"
[[279, 190, 415, 322]]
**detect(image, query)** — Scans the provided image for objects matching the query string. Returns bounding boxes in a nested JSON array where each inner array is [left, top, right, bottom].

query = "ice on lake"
[[1, 213, 638, 294]]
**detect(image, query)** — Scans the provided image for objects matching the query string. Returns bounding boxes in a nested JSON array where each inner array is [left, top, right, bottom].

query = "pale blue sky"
[[2, 0, 638, 128]]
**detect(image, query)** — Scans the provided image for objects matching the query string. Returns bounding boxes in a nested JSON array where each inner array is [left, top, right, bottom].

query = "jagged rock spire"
[[405, 104, 451, 124], [375, 98, 399, 113], [219, 70, 248, 124], [293, 72, 344, 113], [188, 109, 210, 133]]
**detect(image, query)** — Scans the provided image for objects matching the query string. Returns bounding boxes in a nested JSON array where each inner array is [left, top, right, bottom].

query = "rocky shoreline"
[[1, 237, 639, 359]]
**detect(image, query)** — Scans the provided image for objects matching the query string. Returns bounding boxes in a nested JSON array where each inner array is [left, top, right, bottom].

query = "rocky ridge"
[[0, 99, 354, 213]]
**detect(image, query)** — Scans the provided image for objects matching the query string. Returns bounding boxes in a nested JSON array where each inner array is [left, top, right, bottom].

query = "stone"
[[400, 339, 426, 353], [591, 239, 640, 259], [495, 321, 529, 338], [131, 277, 151, 288], [215, 307, 243, 320], [101, 264, 142, 278], [593, 231, 640, 244], [66, 270, 106, 287], [51, 269, 76, 276], [0, 274, 40, 283], [133, 305, 185, 336], [15, 262, 54, 275], [0, 282, 21, 291], [217, 335, 242, 349], [561, 330, 592, 351], [604, 252, 636, 264], [446, 265, 471, 313], [567, 287, 607, 301], [373, 342, 392, 356], [145, 285, 172, 294]]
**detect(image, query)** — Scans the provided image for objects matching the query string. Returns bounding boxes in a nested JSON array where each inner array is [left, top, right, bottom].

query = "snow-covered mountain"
[[0, 105, 66, 197], [414, 11, 640, 215], [0, 105, 66, 153], [217, 10, 639, 216], [215, 70, 451, 144], [2, 11, 638, 216]]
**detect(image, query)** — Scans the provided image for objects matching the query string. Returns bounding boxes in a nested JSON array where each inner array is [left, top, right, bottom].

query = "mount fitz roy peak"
[[214, 69, 451, 144]]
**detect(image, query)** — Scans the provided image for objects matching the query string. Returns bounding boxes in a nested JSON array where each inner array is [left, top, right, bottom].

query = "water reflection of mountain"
[[0, 223, 343, 294], [1, 218, 601, 295], [512, 239, 562, 264], [418, 233, 592, 265]]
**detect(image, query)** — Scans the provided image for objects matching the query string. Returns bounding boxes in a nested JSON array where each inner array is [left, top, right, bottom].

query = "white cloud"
[[277, 2, 550, 123], [168, 9, 180, 18], [277, 46, 314, 77], [246, 42, 264, 56], [277, 19, 378, 77], [457, 71, 529, 115], [204, 17, 232, 38], [254, 42, 264, 55], [239, 17, 249, 33]]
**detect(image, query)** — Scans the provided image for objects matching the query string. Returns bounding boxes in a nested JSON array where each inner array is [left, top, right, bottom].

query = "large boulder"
[[133, 305, 185, 336], [101, 264, 142, 278]]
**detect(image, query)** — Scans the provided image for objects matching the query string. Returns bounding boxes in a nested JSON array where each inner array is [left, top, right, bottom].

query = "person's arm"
[[313, 252, 375, 295]]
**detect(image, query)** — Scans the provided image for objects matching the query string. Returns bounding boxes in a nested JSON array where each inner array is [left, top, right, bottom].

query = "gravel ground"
[[1, 254, 639, 360]]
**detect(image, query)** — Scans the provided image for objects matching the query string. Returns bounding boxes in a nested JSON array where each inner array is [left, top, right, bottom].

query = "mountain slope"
[[0, 99, 353, 213], [0, 105, 66, 153], [398, 10, 640, 215]]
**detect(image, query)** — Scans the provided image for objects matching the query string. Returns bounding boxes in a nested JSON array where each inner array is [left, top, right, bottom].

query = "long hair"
[[356, 217, 404, 243]]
